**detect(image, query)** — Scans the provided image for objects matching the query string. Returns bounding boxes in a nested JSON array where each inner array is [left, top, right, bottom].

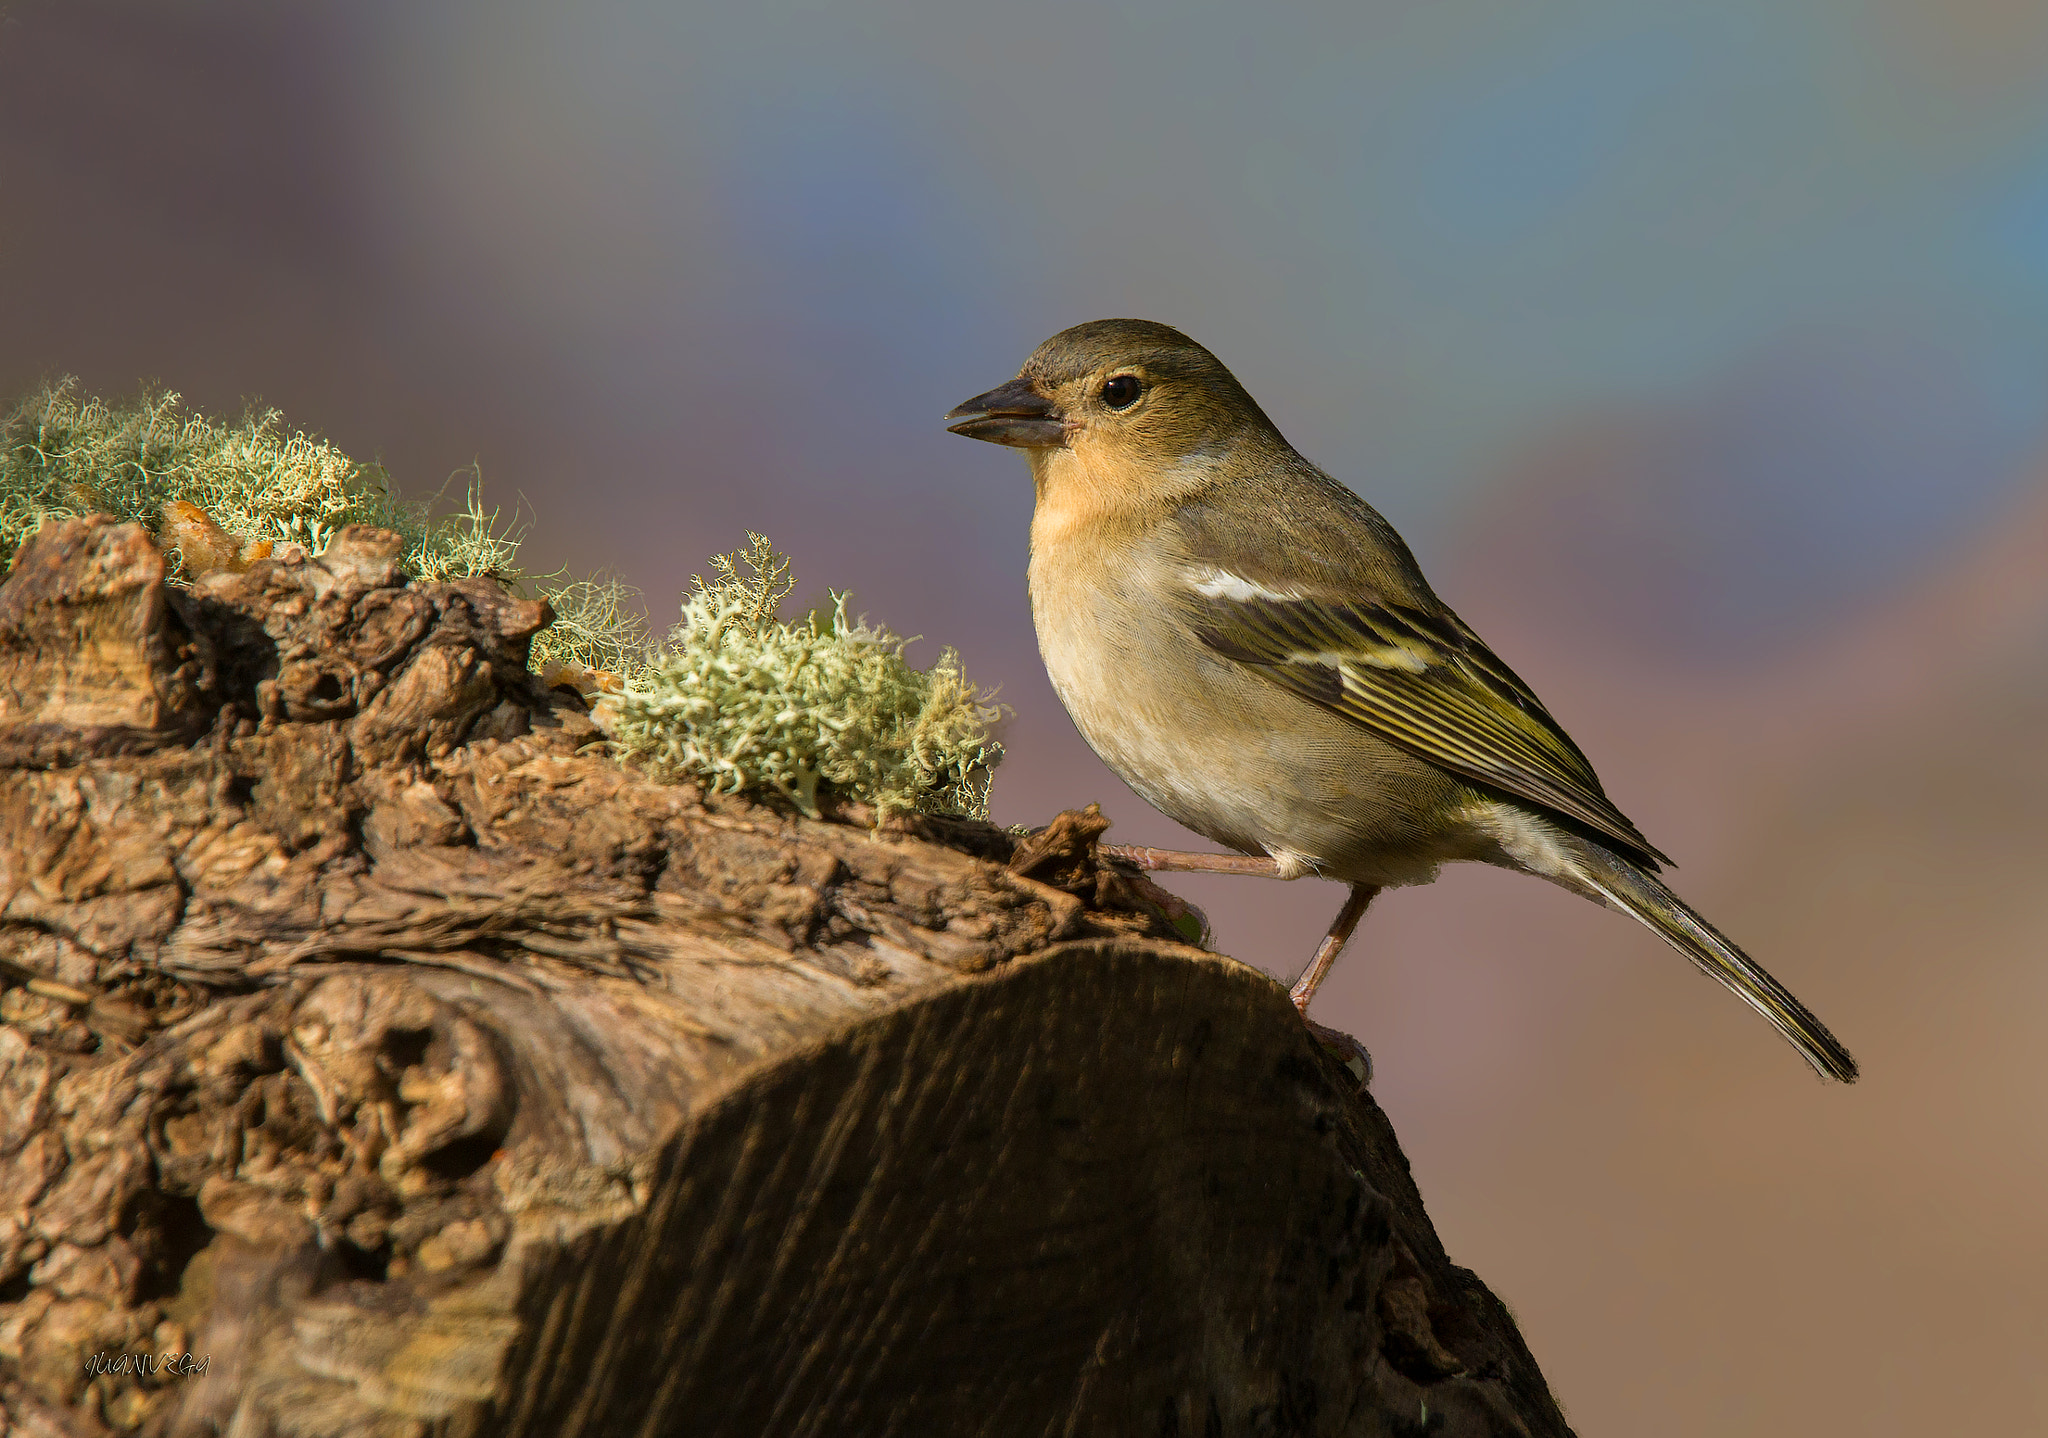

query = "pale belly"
[[1029, 557, 1483, 890]]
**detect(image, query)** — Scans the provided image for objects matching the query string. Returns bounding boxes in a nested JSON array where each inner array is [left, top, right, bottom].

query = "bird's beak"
[[944, 377, 1067, 448]]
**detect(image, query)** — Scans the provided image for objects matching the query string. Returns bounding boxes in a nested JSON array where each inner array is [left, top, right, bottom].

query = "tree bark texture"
[[0, 518, 1574, 1438]]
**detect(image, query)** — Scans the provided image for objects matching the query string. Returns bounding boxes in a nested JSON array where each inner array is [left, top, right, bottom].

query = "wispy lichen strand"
[[607, 535, 1004, 820], [529, 575, 650, 676]]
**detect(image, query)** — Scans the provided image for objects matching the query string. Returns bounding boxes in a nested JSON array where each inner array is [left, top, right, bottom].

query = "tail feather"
[[1565, 841, 1859, 1083]]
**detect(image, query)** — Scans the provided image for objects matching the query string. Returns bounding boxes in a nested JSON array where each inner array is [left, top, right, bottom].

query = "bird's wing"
[[1180, 572, 1672, 868]]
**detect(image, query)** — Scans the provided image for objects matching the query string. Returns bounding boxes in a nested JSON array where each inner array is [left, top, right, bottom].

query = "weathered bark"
[[0, 518, 1573, 1438]]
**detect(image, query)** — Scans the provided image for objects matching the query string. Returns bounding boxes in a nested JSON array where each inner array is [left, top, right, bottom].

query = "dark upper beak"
[[944, 377, 1067, 448]]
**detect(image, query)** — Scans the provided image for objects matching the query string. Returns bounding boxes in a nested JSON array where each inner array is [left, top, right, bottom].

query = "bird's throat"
[[1026, 443, 1189, 553]]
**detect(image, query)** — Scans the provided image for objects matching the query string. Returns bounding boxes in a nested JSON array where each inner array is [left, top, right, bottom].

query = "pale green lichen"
[[529, 573, 651, 676], [2, 378, 422, 574], [607, 534, 1005, 821], [0, 378, 646, 673]]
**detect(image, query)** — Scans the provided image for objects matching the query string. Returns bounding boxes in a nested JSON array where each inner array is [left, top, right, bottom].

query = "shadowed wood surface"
[[0, 518, 1573, 1438]]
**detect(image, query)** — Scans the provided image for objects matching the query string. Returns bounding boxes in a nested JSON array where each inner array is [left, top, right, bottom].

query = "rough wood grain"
[[0, 518, 1574, 1438]]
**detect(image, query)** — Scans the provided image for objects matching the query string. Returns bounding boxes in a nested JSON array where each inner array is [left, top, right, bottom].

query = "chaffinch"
[[947, 318, 1857, 1083]]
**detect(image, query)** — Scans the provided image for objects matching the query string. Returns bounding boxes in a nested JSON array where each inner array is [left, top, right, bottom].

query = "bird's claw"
[[1301, 1015, 1373, 1088]]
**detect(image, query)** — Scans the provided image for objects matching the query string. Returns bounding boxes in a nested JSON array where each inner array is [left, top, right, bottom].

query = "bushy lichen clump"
[[0, 378, 643, 674], [607, 535, 1005, 821]]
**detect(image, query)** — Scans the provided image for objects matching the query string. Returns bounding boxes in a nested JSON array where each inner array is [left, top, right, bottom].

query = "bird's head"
[[945, 320, 1277, 477]]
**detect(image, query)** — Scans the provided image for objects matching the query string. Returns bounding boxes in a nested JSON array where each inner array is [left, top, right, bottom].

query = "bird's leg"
[[1097, 844, 1285, 877], [1291, 884, 1380, 1085], [1290, 883, 1377, 1013]]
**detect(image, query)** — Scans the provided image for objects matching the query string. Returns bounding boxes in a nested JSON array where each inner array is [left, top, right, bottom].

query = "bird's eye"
[[1100, 375, 1142, 409]]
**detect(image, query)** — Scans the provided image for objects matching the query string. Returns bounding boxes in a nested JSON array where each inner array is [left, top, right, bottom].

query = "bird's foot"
[[1300, 1014, 1373, 1088]]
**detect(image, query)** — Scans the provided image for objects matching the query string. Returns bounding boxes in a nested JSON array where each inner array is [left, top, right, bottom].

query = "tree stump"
[[0, 518, 1574, 1437]]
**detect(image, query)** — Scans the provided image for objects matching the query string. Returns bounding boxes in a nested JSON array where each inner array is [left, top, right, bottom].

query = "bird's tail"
[[1561, 839, 1859, 1083]]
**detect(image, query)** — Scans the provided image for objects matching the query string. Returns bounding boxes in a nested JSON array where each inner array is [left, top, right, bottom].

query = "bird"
[[944, 318, 1858, 1084]]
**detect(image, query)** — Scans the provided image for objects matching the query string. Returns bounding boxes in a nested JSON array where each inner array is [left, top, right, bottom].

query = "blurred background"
[[4, 0, 2045, 1430]]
